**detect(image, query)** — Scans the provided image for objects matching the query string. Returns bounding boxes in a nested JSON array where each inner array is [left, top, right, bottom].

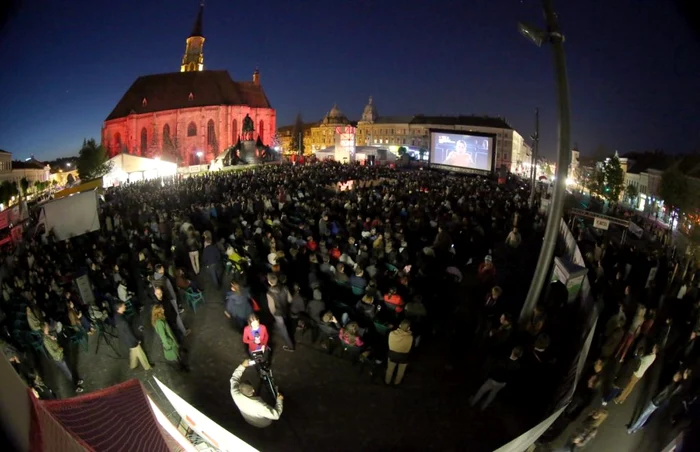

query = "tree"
[[271, 132, 281, 151], [66, 173, 76, 185], [289, 113, 305, 155], [76, 138, 112, 181], [660, 168, 690, 218], [19, 177, 29, 195], [625, 183, 638, 203], [590, 168, 606, 196], [0, 180, 19, 205], [601, 154, 624, 203], [397, 146, 408, 157]]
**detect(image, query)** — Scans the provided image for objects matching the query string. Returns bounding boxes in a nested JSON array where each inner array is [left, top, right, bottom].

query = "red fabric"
[[339, 329, 364, 347], [383, 293, 405, 313], [478, 263, 496, 284], [243, 325, 269, 352], [31, 380, 174, 452], [250, 297, 261, 312], [307, 240, 318, 252], [330, 248, 341, 260]]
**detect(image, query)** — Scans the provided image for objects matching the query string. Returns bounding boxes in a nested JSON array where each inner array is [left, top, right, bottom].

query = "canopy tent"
[[102, 154, 177, 187], [53, 178, 103, 200], [37, 190, 101, 241], [29, 379, 187, 452]]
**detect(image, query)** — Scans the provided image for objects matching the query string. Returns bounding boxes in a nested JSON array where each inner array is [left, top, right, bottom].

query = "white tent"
[[102, 154, 177, 187]]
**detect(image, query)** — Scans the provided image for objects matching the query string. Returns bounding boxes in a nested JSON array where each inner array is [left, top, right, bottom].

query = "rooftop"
[[106, 70, 272, 121], [278, 114, 513, 131], [12, 158, 47, 170]]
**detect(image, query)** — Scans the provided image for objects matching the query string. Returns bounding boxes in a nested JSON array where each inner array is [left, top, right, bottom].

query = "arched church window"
[[232, 119, 238, 142], [259, 120, 264, 142], [140, 128, 148, 154], [187, 122, 197, 137], [163, 124, 171, 146], [207, 119, 215, 146], [114, 132, 121, 148]]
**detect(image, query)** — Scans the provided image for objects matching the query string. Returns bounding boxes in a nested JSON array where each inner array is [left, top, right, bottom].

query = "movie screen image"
[[430, 132, 493, 171]]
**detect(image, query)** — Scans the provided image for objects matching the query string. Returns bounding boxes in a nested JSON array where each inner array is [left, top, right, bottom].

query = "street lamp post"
[[519, 0, 572, 324], [529, 107, 540, 207]]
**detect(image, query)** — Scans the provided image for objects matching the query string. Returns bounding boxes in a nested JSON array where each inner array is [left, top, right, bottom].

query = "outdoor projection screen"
[[40, 190, 100, 241], [430, 131, 494, 172]]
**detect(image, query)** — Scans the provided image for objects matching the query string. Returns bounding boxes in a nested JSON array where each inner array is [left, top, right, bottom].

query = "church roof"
[[106, 70, 271, 121]]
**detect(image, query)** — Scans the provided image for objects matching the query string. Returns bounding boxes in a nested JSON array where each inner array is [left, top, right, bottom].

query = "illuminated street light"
[[196, 151, 203, 157]]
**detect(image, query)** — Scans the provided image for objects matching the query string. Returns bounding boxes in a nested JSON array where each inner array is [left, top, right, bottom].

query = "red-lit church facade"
[[101, 70, 276, 165]]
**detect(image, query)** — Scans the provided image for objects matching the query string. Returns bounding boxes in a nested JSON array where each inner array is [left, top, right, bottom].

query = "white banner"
[[153, 377, 257, 452], [628, 222, 643, 238], [593, 217, 610, 230]]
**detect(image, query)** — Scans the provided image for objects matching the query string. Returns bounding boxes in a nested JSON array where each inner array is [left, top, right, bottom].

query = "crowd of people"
[[0, 160, 697, 450], [539, 215, 700, 450]]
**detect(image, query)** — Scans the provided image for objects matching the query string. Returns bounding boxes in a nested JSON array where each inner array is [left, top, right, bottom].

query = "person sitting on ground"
[[230, 359, 283, 428]]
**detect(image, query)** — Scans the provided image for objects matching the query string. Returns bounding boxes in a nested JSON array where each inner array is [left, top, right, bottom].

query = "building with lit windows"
[[101, 4, 276, 165], [279, 97, 529, 171]]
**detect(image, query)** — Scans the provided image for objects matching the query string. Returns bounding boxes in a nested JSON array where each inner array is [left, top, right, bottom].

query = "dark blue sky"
[[1, 0, 699, 161]]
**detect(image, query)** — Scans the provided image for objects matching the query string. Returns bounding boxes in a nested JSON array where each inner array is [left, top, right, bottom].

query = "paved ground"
[[543, 352, 677, 452], [35, 272, 534, 452]]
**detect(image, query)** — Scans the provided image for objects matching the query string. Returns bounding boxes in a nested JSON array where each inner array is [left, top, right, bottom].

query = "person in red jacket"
[[384, 287, 405, 313], [242, 314, 270, 361]]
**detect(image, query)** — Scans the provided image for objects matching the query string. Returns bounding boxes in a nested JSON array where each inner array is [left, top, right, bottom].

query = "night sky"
[[1, 0, 699, 161]]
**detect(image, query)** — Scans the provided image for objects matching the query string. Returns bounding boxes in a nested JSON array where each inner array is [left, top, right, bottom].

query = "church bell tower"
[[181, 2, 205, 72]]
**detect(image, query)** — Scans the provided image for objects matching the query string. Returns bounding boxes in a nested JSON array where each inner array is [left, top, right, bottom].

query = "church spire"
[[190, 1, 204, 37], [181, 2, 205, 72]]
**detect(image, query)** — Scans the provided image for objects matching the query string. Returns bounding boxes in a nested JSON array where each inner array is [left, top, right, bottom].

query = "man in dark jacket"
[[202, 236, 222, 289], [115, 302, 151, 370], [266, 273, 295, 351], [628, 368, 691, 434], [225, 281, 253, 331], [470, 346, 523, 410]]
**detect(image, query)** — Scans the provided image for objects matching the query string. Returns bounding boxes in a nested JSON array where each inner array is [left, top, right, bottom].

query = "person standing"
[[224, 281, 253, 332], [615, 344, 658, 404], [202, 235, 222, 289], [186, 229, 201, 275], [627, 368, 690, 434], [153, 287, 189, 339], [266, 274, 295, 352], [115, 302, 151, 371], [470, 346, 522, 410], [230, 359, 283, 427], [385, 320, 413, 385], [151, 305, 188, 372], [42, 323, 84, 393]]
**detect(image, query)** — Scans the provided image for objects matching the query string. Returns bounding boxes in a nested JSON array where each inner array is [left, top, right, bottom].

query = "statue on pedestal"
[[242, 114, 255, 141]]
